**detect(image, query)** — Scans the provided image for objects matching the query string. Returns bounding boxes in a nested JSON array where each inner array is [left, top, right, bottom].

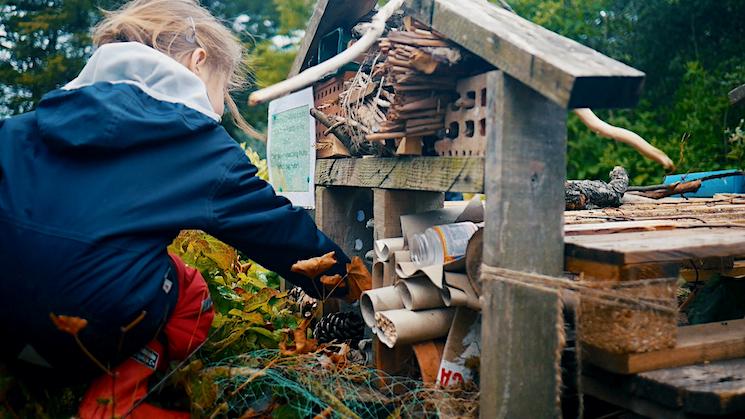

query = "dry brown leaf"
[[345, 257, 372, 302], [291, 251, 337, 279], [320, 274, 345, 288], [280, 318, 318, 356], [49, 313, 87, 336]]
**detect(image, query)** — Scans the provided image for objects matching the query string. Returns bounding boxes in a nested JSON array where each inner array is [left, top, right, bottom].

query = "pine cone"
[[313, 311, 365, 344], [287, 287, 318, 319]]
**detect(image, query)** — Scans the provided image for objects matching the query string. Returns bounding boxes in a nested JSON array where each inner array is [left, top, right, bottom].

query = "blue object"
[[0, 43, 349, 372], [663, 169, 745, 197]]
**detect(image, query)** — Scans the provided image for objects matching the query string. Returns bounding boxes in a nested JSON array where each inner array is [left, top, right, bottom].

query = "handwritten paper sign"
[[267, 87, 316, 208]]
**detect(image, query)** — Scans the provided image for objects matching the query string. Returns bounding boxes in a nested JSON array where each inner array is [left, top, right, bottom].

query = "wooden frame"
[[296, 0, 648, 416]]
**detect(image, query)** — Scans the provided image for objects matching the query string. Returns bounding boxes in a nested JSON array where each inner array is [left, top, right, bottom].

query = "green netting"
[[179, 348, 478, 418]]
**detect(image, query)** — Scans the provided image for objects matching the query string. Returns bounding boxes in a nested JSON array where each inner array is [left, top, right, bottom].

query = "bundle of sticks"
[[365, 18, 463, 143]]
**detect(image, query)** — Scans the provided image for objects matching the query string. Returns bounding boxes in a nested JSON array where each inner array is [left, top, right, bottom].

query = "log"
[[565, 166, 629, 210]]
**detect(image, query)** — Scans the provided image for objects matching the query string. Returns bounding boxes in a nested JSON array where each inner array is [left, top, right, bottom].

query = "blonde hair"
[[93, 0, 263, 140]]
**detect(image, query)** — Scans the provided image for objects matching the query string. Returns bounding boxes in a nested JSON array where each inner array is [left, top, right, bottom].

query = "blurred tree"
[[500, 0, 745, 184], [1, 0, 314, 156]]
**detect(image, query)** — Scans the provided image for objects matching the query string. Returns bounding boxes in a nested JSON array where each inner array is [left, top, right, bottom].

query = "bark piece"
[[565, 166, 629, 210]]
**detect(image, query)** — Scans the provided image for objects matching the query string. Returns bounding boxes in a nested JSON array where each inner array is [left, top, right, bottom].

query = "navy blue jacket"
[[0, 67, 348, 353]]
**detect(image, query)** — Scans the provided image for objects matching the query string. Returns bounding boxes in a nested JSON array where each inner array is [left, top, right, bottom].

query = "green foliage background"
[[2, 0, 745, 184]]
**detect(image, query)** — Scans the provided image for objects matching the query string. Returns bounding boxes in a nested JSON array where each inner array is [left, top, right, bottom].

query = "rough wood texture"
[[481, 273, 564, 419], [482, 72, 566, 274], [315, 186, 373, 262], [316, 157, 483, 192], [583, 319, 745, 374], [404, 0, 645, 109], [565, 227, 745, 265], [480, 71, 566, 418], [288, 0, 377, 77], [565, 258, 680, 281], [372, 189, 444, 240], [584, 359, 745, 416]]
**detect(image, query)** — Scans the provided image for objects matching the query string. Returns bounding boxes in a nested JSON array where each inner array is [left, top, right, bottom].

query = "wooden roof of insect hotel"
[[292, 0, 645, 109]]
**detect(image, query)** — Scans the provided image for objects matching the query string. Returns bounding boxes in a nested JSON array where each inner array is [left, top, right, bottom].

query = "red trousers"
[[79, 254, 214, 418]]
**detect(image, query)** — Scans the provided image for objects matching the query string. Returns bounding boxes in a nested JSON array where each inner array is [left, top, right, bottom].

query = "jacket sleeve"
[[206, 151, 350, 299]]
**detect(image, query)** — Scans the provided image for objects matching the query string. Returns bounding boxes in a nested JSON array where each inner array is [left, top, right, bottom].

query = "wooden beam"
[[480, 71, 567, 418], [315, 186, 373, 262], [404, 0, 645, 109], [583, 319, 745, 374], [289, 0, 377, 77], [565, 228, 745, 265], [315, 157, 483, 192], [481, 275, 564, 418]]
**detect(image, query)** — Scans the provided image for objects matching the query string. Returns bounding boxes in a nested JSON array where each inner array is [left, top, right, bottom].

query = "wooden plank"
[[480, 274, 564, 418], [565, 228, 745, 264], [583, 319, 745, 375], [582, 373, 694, 419], [564, 219, 680, 236], [315, 157, 484, 192], [634, 358, 745, 415], [480, 71, 566, 418], [372, 189, 444, 239], [289, 0, 377, 77], [404, 0, 645, 109], [565, 257, 679, 281]]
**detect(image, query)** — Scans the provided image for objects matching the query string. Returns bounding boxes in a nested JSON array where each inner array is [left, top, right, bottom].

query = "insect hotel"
[[252, 0, 745, 416]]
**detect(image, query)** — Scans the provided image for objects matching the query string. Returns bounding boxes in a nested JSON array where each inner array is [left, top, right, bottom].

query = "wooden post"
[[480, 71, 567, 418], [315, 186, 373, 313]]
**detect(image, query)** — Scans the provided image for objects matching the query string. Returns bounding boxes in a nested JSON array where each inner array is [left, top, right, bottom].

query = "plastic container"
[[410, 222, 478, 268], [663, 169, 745, 198]]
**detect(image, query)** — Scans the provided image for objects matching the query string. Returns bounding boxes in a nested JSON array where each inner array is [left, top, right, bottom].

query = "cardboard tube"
[[375, 308, 456, 348], [374, 237, 404, 262], [396, 277, 445, 310], [442, 273, 481, 310], [372, 261, 384, 289], [360, 287, 404, 328]]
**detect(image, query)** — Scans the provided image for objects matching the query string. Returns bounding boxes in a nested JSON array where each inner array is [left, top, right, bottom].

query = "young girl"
[[0, 0, 350, 415]]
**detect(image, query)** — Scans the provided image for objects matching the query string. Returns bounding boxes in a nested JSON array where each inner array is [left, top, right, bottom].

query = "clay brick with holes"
[[435, 72, 489, 157]]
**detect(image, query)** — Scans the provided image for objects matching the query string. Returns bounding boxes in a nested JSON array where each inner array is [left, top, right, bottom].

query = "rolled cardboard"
[[372, 260, 384, 289], [375, 308, 456, 348], [442, 272, 481, 310], [396, 277, 445, 310], [360, 286, 404, 328], [374, 237, 404, 262]]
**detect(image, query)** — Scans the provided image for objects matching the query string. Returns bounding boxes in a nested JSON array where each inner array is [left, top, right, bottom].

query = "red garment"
[[79, 254, 213, 418], [165, 253, 214, 360]]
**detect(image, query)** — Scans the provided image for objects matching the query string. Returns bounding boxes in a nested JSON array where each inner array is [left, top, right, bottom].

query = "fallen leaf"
[[291, 251, 337, 279], [280, 318, 318, 355], [320, 274, 345, 288], [345, 257, 372, 302], [50, 313, 87, 335]]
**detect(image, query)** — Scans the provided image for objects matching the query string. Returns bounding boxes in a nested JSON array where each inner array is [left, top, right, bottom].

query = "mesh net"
[[179, 348, 479, 418]]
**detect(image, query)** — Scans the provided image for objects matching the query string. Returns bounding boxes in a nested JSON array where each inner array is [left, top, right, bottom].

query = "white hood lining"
[[64, 42, 220, 121]]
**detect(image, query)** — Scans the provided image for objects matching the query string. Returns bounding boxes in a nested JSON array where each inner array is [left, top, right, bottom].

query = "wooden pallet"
[[583, 319, 745, 374]]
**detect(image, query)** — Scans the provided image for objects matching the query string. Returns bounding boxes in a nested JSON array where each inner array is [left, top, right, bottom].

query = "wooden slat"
[[564, 219, 680, 236], [635, 358, 745, 415], [289, 0, 377, 77], [565, 227, 745, 264], [583, 319, 745, 375], [404, 0, 645, 109], [315, 157, 484, 192]]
